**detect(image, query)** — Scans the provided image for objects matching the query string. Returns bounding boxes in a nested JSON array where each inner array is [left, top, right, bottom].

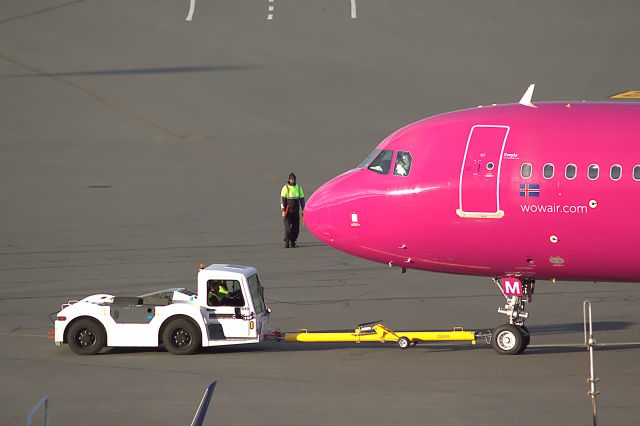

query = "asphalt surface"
[[2, 1, 640, 425]]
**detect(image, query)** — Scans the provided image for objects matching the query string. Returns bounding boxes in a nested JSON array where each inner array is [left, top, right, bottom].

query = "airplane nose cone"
[[304, 185, 334, 244], [304, 170, 359, 246]]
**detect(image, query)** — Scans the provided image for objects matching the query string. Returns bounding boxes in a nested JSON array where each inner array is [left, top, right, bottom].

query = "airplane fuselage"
[[304, 102, 640, 282]]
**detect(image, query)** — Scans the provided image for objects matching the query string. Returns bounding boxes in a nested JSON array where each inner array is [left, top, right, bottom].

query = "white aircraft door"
[[457, 125, 509, 218]]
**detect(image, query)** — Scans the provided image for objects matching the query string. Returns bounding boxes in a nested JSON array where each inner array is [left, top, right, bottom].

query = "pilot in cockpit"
[[394, 152, 411, 176]]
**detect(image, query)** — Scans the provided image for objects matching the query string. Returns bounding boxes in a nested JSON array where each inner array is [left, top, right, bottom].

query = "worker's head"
[[288, 172, 296, 184]]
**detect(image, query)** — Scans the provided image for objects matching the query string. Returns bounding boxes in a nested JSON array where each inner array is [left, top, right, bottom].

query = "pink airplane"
[[303, 85, 640, 355]]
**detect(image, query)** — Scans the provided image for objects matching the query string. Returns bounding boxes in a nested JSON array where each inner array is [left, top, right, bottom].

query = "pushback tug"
[[51, 264, 483, 355]]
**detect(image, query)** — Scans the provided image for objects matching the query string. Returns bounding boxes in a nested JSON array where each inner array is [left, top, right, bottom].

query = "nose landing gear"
[[491, 277, 534, 355]]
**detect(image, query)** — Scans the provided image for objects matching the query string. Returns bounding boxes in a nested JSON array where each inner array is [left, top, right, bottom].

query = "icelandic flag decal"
[[519, 183, 540, 197]]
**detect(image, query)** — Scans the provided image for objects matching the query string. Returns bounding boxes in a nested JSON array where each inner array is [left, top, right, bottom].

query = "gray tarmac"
[[2, 1, 640, 425]]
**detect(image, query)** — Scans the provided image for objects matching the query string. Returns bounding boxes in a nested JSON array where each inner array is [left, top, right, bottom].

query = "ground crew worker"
[[208, 281, 229, 306], [281, 172, 305, 248]]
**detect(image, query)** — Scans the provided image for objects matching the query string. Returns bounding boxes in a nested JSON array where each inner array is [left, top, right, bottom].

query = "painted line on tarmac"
[[0, 333, 47, 338], [351, 0, 357, 19], [267, 0, 274, 21], [186, 0, 196, 21], [529, 342, 640, 348]]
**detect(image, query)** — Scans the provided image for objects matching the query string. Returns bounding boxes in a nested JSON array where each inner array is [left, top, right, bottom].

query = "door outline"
[[456, 125, 510, 218]]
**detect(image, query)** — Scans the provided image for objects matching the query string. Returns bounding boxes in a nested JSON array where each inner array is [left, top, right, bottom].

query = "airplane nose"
[[304, 170, 359, 245], [303, 184, 334, 244]]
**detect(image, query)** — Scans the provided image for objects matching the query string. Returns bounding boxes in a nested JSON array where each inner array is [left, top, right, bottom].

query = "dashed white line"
[[186, 0, 195, 21], [351, 0, 357, 19], [267, 0, 274, 21]]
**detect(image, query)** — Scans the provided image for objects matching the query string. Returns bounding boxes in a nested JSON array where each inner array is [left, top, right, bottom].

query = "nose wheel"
[[491, 324, 529, 355]]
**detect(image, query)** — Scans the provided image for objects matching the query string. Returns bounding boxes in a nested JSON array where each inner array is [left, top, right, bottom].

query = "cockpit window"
[[393, 151, 412, 176], [358, 149, 381, 169], [367, 150, 393, 174]]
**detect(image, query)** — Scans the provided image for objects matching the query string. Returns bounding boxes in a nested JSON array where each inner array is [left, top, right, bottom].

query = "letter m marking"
[[501, 278, 523, 297]]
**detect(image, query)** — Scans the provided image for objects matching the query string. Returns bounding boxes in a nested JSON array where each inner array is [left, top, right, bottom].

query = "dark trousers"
[[284, 212, 300, 243]]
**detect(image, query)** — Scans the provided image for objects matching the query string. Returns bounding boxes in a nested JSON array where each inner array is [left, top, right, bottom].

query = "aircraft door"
[[457, 125, 509, 218]]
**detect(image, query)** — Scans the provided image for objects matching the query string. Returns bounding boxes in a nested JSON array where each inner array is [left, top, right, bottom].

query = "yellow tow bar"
[[283, 321, 477, 349]]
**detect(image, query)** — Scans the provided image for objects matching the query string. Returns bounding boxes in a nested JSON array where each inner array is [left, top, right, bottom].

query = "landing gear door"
[[457, 125, 509, 218], [204, 279, 251, 340]]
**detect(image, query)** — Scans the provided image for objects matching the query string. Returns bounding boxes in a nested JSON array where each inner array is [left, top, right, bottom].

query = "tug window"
[[565, 164, 577, 180], [393, 151, 412, 176], [520, 163, 532, 179], [543, 163, 554, 179], [207, 279, 245, 307], [367, 150, 393, 174], [634, 165, 640, 181], [588, 164, 599, 180], [610, 165, 622, 181]]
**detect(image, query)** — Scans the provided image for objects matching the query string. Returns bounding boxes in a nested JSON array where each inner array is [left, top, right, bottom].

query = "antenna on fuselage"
[[519, 84, 537, 108]]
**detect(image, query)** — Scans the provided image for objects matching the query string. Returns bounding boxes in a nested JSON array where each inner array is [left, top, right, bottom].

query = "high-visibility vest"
[[281, 184, 304, 200], [209, 284, 229, 302]]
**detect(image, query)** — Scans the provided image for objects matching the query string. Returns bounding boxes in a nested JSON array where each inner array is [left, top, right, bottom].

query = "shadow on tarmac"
[[92, 322, 636, 356], [527, 321, 634, 335]]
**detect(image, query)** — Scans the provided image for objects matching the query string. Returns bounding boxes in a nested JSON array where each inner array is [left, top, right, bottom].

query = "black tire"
[[67, 318, 106, 355], [162, 319, 201, 355], [397, 336, 411, 350], [519, 325, 531, 352], [491, 324, 524, 355]]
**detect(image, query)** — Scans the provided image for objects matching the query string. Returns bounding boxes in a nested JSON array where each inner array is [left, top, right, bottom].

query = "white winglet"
[[519, 84, 537, 108]]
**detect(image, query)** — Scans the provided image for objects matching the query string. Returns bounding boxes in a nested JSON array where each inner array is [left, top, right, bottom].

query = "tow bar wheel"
[[397, 336, 411, 350], [491, 324, 524, 355]]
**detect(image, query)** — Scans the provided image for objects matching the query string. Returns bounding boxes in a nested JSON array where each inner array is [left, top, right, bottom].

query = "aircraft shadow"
[[1, 65, 259, 79], [526, 321, 634, 335], [97, 321, 637, 356], [99, 339, 640, 356], [522, 343, 640, 355]]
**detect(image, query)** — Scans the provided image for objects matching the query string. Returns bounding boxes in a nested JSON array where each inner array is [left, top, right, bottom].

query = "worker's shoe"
[[291, 241, 296, 248], [285, 241, 290, 248]]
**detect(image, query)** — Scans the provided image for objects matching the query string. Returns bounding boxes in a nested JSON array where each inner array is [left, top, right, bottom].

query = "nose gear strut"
[[491, 277, 535, 355]]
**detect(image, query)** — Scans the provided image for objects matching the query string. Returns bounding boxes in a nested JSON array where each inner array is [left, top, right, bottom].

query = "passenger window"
[[367, 150, 393, 174], [565, 164, 577, 180], [543, 163, 554, 179], [207, 279, 245, 307], [634, 165, 640, 181], [588, 164, 599, 180], [358, 149, 381, 169], [393, 151, 412, 176], [520, 163, 532, 179], [610, 165, 622, 181]]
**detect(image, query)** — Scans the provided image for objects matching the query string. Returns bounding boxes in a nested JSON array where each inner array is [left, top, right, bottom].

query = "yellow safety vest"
[[281, 184, 304, 199]]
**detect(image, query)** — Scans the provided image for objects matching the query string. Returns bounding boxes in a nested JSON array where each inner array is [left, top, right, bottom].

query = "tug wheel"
[[491, 324, 524, 355], [397, 336, 411, 350], [163, 319, 201, 355], [67, 318, 105, 355]]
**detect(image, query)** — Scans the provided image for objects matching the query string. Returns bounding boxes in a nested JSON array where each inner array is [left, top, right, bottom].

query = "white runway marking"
[[351, 0, 357, 19], [186, 0, 195, 21], [267, 0, 274, 20]]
